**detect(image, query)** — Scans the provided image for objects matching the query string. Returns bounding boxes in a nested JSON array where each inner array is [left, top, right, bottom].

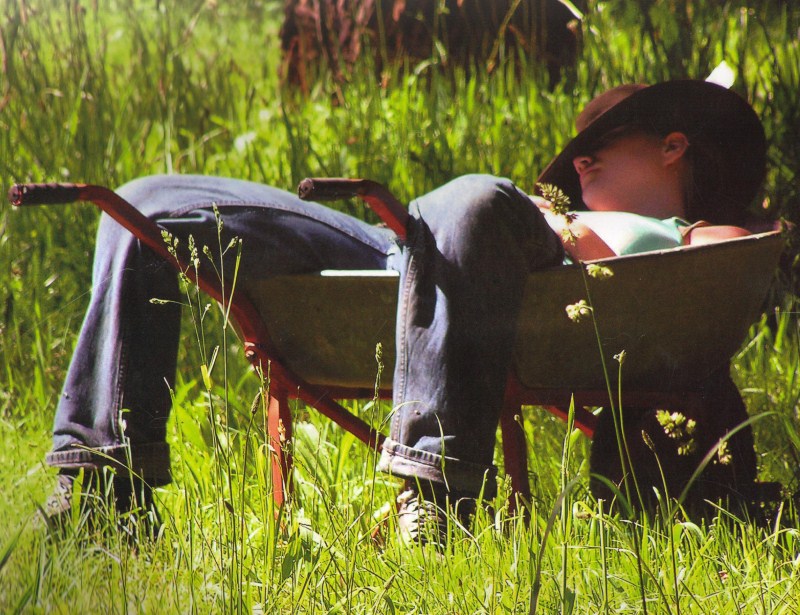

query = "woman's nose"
[[573, 154, 593, 174]]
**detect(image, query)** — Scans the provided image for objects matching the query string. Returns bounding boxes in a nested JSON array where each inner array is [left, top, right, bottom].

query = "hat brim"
[[536, 80, 766, 222]]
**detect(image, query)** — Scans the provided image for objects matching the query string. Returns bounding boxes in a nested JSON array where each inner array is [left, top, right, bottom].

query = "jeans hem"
[[377, 439, 497, 498], [46, 442, 172, 486]]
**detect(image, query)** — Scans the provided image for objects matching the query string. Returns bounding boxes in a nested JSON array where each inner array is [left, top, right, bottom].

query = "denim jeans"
[[376, 176, 564, 496], [48, 174, 563, 495]]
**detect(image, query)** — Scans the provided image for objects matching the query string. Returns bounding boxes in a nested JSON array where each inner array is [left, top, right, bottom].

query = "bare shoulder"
[[686, 224, 752, 246]]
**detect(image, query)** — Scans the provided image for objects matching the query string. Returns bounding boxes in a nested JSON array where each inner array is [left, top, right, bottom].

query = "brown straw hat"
[[536, 80, 767, 225]]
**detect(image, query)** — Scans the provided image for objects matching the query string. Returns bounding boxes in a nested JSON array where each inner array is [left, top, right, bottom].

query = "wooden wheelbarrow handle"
[[9, 182, 84, 206], [298, 177, 409, 240], [10, 183, 175, 265]]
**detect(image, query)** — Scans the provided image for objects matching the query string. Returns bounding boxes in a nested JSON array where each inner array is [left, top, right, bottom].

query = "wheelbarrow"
[[9, 180, 785, 510]]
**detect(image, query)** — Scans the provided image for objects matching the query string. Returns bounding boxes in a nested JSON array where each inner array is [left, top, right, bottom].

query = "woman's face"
[[573, 130, 688, 218]]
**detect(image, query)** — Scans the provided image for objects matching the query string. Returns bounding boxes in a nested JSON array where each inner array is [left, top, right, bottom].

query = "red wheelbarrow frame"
[[9, 181, 784, 510]]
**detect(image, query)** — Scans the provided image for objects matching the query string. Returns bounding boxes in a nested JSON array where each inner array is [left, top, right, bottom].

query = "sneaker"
[[36, 470, 162, 540], [395, 482, 476, 548], [36, 471, 76, 526], [396, 488, 449, 547]]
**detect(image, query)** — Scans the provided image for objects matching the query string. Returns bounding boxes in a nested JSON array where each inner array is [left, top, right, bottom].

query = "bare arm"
[[533, 197, 752, 260], [537, 205, 617, 261], [684, 224, 751, 245]]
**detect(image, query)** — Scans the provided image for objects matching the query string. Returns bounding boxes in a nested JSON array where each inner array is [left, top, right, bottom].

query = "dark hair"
[[682, 136, 748, 226]]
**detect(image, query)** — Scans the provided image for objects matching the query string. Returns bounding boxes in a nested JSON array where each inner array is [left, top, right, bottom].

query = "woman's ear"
[[662, 132, 690, 165]]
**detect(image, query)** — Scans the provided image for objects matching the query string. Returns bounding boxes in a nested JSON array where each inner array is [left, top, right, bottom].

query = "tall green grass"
[[1, 0, 799, 612]]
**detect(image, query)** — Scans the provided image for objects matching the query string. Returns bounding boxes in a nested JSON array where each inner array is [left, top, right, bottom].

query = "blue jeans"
[[48, 174, 563, 495]]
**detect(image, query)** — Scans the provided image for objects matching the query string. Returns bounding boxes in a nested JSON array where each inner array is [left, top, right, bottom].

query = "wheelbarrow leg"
[[267, 384, 293, 507], [500, 405, 531, 513]]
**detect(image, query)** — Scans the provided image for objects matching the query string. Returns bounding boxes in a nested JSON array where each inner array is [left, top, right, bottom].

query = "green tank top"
[[571, 211, 690, 256]]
